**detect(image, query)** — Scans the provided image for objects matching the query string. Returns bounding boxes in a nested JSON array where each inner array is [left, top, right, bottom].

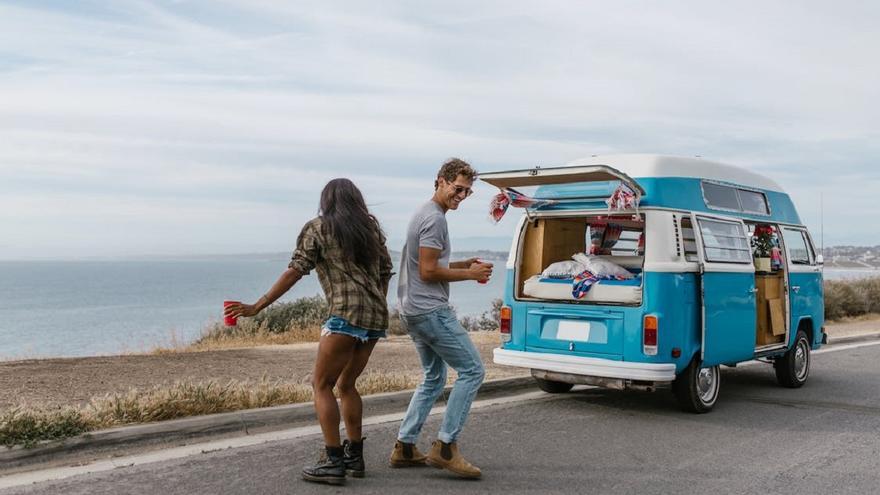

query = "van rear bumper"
[[494, 348, 677, 382]]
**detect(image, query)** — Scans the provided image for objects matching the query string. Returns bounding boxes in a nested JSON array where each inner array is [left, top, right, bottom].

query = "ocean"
[[0, 259, 506, 360], [0, 262, 875, 360]]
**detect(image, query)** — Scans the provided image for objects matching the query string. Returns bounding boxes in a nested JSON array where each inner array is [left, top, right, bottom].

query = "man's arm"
[[419, 247, 492, 283], [449, 257, 480, 269]]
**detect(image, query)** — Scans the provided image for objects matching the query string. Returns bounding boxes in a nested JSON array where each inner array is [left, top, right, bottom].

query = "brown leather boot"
[[426, 440, 482, 479], [389, 440, 428, 468]]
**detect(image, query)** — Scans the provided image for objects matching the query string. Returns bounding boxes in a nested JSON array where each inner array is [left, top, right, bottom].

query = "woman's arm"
[[224, 267, 303, 318]]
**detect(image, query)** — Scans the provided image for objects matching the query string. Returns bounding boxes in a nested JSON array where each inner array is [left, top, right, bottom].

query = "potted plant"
[[752, 225, 775, 272]]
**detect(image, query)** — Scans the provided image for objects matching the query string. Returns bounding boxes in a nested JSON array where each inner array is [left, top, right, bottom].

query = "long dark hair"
[[319, 178, 385, 269]]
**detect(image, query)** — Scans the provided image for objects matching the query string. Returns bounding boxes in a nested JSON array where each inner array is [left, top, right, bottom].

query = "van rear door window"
[[697, 218, 752, 263]]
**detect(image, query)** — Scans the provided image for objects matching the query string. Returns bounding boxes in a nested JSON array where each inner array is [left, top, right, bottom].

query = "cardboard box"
[[768, 298, 786, 336], [755, 274, 782, 301]]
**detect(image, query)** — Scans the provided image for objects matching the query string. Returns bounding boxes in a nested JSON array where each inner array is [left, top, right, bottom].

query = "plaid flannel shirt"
[[288, 217, 393, 331]]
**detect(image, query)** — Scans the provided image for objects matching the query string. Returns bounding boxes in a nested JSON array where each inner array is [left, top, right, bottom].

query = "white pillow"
[[572, 253, 634, 279], [540, 260, 587, 279]]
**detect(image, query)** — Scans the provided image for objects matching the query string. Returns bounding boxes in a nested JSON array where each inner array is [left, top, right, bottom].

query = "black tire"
[[534, 377, 574, 394], [775, 330, 811, 388], [672, 357, 721, 413]]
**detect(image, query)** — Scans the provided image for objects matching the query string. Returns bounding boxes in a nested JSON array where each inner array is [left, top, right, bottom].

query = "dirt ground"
[[2, 319, 878, 411], [0, 333, 522, 410]]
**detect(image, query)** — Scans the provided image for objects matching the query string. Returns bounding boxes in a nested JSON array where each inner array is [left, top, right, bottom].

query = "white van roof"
[[564, 154, 785, 193]]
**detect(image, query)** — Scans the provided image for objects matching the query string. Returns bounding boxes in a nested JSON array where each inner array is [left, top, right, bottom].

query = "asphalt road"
[[4, 340, 880, 495]]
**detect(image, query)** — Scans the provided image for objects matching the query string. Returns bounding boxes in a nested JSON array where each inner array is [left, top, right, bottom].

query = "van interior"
[[518, 214, 788, 348], [516, 215, 645, 304], [748, 223, 787, 348]]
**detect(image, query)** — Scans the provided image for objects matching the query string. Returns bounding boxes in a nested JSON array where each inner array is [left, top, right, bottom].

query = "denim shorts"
[[321, 316, 386, 342]]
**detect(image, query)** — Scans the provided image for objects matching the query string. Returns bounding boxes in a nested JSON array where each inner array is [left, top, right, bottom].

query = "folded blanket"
[[571, 270, 634, 299]]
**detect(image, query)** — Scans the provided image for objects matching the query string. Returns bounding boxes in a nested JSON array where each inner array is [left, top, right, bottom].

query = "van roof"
[[564, 154, 785, 193]]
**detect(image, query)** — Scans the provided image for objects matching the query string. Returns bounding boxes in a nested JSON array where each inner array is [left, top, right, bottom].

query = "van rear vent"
[[673, 216, 682, 257]]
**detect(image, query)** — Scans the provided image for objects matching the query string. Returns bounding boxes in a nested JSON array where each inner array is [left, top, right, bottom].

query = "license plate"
[[556, 320, 591, 342]]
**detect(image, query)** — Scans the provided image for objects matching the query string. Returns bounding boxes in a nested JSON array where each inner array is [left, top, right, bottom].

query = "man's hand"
[[468, 261, 494, 282]]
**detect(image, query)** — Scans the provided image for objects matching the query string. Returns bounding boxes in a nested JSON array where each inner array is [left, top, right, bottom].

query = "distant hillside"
[[823, 245, 880, 268]]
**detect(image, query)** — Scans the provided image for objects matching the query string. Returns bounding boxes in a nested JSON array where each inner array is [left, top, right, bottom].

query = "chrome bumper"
[[494, 348, 677, 382]]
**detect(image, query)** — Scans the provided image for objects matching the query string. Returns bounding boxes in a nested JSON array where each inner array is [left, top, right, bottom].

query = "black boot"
[[343, 438, 365, 478], [302, 446, 346, 485]]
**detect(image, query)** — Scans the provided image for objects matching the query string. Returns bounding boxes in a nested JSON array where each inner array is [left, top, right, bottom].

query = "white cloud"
[[0, 0, 878, 258]]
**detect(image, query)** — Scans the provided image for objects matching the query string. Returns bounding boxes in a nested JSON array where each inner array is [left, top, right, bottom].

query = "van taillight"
[[643, 315, 658, 356], [500, 306, 512, 342]]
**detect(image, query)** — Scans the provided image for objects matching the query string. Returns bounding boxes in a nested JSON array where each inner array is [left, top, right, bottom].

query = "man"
[[389, 158, 493, 479]]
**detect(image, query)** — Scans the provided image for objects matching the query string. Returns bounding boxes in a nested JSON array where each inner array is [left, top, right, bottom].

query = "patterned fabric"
[[489, 188, 557, 223], [571, 269, 632, 299], [605, 182, 640, 211], [288, 217, 393, 331]]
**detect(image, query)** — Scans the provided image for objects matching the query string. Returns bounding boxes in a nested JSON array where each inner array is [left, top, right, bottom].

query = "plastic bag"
[[571, 253, 634, 279], [540, 260, 587, 279]]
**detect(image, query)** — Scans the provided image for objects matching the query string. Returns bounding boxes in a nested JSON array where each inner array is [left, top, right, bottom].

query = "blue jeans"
[[321, 316, 386, 342], [397, 306, 485, 444]]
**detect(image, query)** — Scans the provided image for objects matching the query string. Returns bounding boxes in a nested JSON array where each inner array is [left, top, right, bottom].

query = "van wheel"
[[534, 377, 574, 394], [775, 330, 811, 388], [672, 358, 720, 413]]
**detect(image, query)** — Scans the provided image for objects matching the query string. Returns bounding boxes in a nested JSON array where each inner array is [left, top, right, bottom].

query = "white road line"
[[4, 339, 879, 490], [728, 338, 880, 369], [0, 390, 554, 490], [815, 339, 880, 354]]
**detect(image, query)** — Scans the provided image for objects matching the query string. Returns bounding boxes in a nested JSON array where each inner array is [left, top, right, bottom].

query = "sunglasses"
[[451, 184, 473, 197]]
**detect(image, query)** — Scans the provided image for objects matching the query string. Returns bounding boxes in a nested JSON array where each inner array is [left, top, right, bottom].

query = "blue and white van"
[[480, 154, 825, 413]]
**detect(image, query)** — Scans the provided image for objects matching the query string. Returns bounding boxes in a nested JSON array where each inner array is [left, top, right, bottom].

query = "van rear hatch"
[[479, 164, 645, 204], [525, 304, 625, 358]]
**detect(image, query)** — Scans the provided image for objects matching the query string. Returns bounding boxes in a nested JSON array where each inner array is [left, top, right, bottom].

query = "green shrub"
[[823, 278, 880, 320], [0, 407, 94, 449], [253, 295, 329, 333], [459, 299, 503, 332]]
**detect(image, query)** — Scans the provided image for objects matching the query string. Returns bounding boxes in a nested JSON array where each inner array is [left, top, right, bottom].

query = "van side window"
[[738, 189, 769, 214], [701, 181, 769, 215], [781, 228, 813, 265], [696, 218, 752, 263], [702, 182, 740, 210]]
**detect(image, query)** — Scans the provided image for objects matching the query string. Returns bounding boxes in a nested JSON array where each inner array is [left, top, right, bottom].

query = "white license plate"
[[556, 320, 591, 342]]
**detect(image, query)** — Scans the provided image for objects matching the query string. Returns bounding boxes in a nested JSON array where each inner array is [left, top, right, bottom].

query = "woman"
[[225, 178, 393, 486]]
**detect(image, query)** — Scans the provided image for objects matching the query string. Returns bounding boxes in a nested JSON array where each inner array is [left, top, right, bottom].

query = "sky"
[[1, 0, 878, 260]]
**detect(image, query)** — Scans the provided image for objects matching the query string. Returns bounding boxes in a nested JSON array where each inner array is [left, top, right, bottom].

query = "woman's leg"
[[336, 338, 378, 441], [312, 333, 357, 447]]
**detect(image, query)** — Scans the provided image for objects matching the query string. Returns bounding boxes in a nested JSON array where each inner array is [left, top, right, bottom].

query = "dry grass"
[[0, 371, 426, 449]]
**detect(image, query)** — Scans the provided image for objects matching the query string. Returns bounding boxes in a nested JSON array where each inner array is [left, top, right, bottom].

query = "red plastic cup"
[[475, 259, 490, 284], [223, 300, 240, 326]]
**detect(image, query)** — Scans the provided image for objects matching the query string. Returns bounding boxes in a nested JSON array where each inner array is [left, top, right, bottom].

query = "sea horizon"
[[0, 258, 875, 361]]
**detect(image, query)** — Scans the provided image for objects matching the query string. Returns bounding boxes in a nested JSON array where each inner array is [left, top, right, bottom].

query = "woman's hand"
[[224, 302, 260, 319]]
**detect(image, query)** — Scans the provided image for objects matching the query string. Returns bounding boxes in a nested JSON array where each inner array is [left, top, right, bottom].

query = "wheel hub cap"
[[794, 340, 809, 380], [697, 367, 717, 402]]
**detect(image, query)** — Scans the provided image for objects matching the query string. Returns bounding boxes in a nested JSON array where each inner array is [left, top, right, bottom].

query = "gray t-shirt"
[[398, 200, 450, 315]]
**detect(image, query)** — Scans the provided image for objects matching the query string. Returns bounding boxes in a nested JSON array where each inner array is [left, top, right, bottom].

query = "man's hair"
[[434, 158, 477, 190]]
